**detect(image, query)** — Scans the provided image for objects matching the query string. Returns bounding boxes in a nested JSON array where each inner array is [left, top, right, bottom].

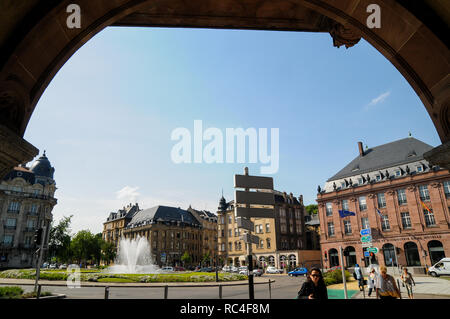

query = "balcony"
[[3, 225, 16, 230], [7, 209, 20, 214], [27, 211, 39, 216], [23, 227, 35, 233]]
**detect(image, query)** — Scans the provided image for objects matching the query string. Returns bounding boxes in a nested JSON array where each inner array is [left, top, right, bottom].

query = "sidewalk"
[[352, 275, 450, 299]]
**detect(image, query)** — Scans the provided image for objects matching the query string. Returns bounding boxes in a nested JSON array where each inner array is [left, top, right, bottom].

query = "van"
[[428, 258, 450, 277]]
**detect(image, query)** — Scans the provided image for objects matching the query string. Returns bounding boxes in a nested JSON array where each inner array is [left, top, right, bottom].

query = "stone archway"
[[0, 1, 448, 176]]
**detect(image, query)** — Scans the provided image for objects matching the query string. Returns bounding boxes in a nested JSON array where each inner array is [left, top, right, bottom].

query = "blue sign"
[[360, 228, 371, 236], [364, 251, 370, 257]]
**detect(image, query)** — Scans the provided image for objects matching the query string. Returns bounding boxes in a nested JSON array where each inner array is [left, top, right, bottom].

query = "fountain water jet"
[[107, 236, 160, 274]]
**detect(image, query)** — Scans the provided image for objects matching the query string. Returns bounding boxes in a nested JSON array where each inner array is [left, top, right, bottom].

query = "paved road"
[[0, 274, 305, 299]]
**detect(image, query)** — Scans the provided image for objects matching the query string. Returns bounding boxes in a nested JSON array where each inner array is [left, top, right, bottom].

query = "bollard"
[[164, 285, 168, 299], [104, 286, 109, 299], [37, 285, 41, 299], [219, 285, 222, 299], [269, 280, 272, 299]]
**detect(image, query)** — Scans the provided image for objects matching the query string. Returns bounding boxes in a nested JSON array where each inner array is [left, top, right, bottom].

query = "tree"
[[101, 241, 117, 265], [70, 230, 96, 267], [48, 215, 73, 263], [305, 204, 318, 215], [181, 252, 191, 267], [202, 252, 211, 266]]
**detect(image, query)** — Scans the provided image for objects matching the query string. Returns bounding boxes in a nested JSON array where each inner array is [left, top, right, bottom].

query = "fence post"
[[37, 284, 41, 299], [164, 285, 168, 299], [219, 285, 223, 299], [104, 286, 109, 299], [269, 280, 272, 299]]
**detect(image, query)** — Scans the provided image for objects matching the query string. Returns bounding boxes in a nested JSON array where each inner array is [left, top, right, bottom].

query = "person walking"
[[367, 268, 376, 297], [297, 268, 328, 300], [401, 267, 416, 299], [375, 265, 401, 300], [354, 264, 364, 291]]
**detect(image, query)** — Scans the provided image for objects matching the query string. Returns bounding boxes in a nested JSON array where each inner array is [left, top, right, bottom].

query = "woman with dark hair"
[[297, 268, 328, 299]]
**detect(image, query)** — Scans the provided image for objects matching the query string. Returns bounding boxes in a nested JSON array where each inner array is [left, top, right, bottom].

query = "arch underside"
[[0, 0, 448, 177]]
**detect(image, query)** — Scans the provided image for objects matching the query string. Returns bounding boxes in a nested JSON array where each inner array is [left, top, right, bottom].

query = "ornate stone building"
[[0, 152, 56, 268], [317, 138, 450, 273], [102, 203, 140, 249], [187, 206, 218, 265], [217, 191, 321, 271]]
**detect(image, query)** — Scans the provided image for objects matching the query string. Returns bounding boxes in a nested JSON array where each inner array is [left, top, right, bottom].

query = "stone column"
[[0, 125, 38, 178]]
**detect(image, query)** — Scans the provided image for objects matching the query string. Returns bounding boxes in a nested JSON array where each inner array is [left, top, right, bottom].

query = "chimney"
[[358, 141, 364, 156]]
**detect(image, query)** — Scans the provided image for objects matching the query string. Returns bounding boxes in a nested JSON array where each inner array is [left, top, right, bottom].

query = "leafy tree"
[[101, 241, 117, 265], [202, 252, 211, 266], [48, 215, 73, 263], [181, 252, 191, 267], [305, 204, 318, 215], [70, 230, 96, 267]]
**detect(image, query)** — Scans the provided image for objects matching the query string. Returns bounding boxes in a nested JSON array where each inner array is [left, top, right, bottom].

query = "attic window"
[[407, 150, 417, 157], [352, 165, 360, 172]]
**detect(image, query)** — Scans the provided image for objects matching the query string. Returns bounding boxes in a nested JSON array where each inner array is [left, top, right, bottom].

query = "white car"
[[222, 266, 232, 272], [59, 264, 67, 269], [238, 266, 248, 275], [230, 266, 239, 273], [428, 258, 450, 277], [266, 266, 283, 274], [160, 266, 174, 272]]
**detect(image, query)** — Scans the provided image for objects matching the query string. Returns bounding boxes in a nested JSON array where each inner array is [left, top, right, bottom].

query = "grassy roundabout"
[[0, 269, 247, 283]]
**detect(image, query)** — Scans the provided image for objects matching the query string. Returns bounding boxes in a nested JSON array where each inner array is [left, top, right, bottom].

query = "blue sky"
[[24, 27, 440, 234]]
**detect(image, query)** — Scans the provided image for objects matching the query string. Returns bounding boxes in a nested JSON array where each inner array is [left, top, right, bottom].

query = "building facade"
[[217, 191, 321, 270], [187, 206, 218, 265], [102, 203, 140, 249], [0, 152, 56, 268], [317, 138, 450, 272], [121, 205, 210, 267]]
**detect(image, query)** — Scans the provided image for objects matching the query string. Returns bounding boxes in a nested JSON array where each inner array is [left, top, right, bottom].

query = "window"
[[381, 215, 390, 231], [377, 193, 386, 208], [265, 223, 270, 233], [395, 170, 401, 177], [8, 201, 20, 212], [358, 196, 367, 211], [444, 181, 450, 198], [376, 175, 381, 181], [228, 215, 232, 224], [397, 189, 407, 205], [220, 229, 224, 237], [30, 204, 38, 214], [3, 235, 13, 244], [259, 240, 264, 249], [229, 243, 233, 251], [419, 185, 430, 201], [358, 178, 363, 185], [361, 217, 370, 230], [221, 243, 225, 252], [342, 200, 349, 211], [6, 218, 16, 227], [220, 216, 225, 224], [416, 166, 423, 173], [267, 238, 271, 249], [344, 220, 352, 234], [326, 203, 333, 216], [401, 212, 412, 229], [327, 222, 335, 236], [255, 224, 263, 234], [424, 209, 436, 227], [228, 229, 232, 237], [341, 182, 345, 189]]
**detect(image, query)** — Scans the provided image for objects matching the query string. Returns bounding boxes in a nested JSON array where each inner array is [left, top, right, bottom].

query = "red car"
[[174, 266, 186, 271]]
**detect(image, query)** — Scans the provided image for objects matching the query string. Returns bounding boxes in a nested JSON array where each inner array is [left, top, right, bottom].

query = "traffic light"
[[34, 228, 43, 245]]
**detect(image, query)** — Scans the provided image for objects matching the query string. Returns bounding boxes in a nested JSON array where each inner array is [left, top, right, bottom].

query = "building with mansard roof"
[[317, 137, 450, 273], [0, 151, 56, 268]]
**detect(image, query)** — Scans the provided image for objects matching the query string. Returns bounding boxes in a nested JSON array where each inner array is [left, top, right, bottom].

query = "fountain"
[[107, 236, 160, 274]]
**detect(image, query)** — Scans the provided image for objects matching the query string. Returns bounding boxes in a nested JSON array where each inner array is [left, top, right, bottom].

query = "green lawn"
[[441, 276, 450, 281]]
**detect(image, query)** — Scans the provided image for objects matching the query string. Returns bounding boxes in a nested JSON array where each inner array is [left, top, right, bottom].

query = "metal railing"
[[0, 279, 275, 299]]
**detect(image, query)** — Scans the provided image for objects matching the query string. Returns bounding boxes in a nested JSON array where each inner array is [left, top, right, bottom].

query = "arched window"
[[329, 248, 339, 267], [344, 246, 356, 267], [288, 254, 297, 268], [382, 243, 397, 266], [404, 242, 421, 266], [428, 240, 445, 265], [268, 255, 275, 266]]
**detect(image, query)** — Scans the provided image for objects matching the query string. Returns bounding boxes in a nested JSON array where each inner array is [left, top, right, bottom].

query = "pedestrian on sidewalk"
[[353, 264, 364, 291], [401, 267, 416, 299], [375, 266, 401, 300], [297, 268, 328, 300], [368, 268, 376, 297]]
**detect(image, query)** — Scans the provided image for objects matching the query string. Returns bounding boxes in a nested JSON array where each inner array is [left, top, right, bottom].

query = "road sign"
[[361, 242, 372, 248], [360, 235, 372, 243], [240, 233, 260, 245], [236, 217, 254, 231], [368, 247, 379, 253], [234, 174, 273, 190], [360, 228, 371, 236], [364, 251, 370, 257], [235, 190, 275, 205], [235, 207, 274, 218]]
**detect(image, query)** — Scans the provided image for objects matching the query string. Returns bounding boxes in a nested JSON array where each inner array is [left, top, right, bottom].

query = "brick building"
[[317, 138, 450, 272]]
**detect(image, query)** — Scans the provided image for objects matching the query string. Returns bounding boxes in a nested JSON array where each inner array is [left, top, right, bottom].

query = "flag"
[[376, 208, 384, 218], [421, 200, 432, 213], [339, 210, 356, 218]]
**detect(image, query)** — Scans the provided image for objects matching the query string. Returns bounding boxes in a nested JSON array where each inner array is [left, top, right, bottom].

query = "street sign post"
[[360, 235, 372, 243], [364, 251, 370, 257], [367, 247, 379, 254], [360, 228, 371, 236], [240, 233, 260, 245], [236, 217, 254, 232]]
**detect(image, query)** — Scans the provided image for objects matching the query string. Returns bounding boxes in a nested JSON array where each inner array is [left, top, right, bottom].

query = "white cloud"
[[116, 186, 140, 203], [365, 91, 390, 111]]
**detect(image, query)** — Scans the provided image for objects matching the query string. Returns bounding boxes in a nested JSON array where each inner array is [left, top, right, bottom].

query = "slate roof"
[[327, 138, 434, 182], [127, 205, 201, 228]]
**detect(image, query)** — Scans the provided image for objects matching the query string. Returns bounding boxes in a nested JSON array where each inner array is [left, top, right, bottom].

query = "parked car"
[[428, 258, 450, 277], [174, 266, 185, 271], [59, 264, 67, 269], [221, 265, 232, 272], [288, 267, 308, 277], [196, 267, 214, 272], [49, 263, 57, 269], [252, 269, 263, 276], [266, 266, 283, 274], [42, 262, 49, 269], [160, 266, 174, 272], [230, 266, 239, 273], [238, 266, 248, 275]]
